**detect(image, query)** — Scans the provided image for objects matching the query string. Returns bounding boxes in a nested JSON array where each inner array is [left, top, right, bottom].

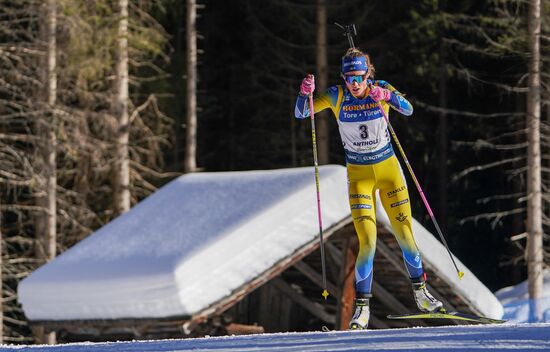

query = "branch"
[[414, 100, 524, 119], [459, 207, 525, 228], [452, 156, 525, 182], [452, 139, 527, 151], [476, 192, 524, 205]]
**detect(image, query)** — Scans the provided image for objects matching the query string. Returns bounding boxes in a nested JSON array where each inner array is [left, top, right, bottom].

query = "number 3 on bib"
[[359, 125, 368, 139]]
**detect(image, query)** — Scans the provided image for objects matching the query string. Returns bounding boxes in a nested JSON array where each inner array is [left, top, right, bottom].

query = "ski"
[[387, 311, 506, 324], [321, 325, 367, 332]]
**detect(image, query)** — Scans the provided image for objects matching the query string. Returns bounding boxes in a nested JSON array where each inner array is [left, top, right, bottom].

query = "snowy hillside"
[[1, 324, 549, 351], [496, 269, 550, 323]]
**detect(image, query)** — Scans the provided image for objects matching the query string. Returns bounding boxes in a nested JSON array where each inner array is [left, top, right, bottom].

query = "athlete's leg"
[[377, 157, 424, 279], [377, 157, 443, 312], [347, 165, 377, 296]]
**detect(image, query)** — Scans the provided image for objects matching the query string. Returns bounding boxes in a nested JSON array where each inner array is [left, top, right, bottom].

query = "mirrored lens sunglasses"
[[344, 74, 367, 85]]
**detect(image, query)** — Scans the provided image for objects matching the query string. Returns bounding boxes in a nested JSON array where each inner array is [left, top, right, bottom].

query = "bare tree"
[[0, 0, 45, 343], [443, 2, 548, 271], [113, 0, 131, 214], [32, 0, 58, 344], [526, 0, 543, 322], [185, 0, 197, 173], [36, 0, 57, 265], [0, 0, 172, 343]]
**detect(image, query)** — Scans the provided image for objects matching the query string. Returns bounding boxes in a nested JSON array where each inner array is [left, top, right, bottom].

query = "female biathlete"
[[294, 48, 443, 330]]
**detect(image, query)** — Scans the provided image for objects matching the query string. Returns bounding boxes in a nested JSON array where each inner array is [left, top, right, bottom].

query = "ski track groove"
[[1, 324, 549, 351]]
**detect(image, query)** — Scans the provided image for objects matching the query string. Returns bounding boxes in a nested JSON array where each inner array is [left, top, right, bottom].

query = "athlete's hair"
[[343, 48, 375, 78]]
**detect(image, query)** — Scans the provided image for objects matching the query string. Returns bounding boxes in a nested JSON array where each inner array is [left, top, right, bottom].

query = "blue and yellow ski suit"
[[295, 80, 424, 296]]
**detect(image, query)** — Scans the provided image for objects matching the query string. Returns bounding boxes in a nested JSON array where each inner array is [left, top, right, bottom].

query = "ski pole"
[[308, 88, 330, 299], [376, 102, 465, 280]]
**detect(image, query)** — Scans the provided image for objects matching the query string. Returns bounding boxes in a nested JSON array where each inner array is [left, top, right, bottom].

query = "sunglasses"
[[343, 74, 367, 85]]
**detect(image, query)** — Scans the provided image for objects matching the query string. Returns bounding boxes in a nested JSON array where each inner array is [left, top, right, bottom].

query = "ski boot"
[[412, 276, 444, 313], [349, 297, 370, 330]]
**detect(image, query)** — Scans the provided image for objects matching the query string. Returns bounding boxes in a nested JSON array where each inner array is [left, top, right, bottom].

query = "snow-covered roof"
[[18, 165, 502, 322], [18, 166, 351, 321]]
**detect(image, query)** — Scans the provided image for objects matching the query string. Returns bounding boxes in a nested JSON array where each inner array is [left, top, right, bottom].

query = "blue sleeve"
[[294, 86, 340, 119], [294, 94, 310, 119], [376, 80, 414, 116], [387, 93, 413, 116]]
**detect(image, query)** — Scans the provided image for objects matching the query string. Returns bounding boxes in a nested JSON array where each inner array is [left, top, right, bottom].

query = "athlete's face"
[[343, 70, 368, 99]]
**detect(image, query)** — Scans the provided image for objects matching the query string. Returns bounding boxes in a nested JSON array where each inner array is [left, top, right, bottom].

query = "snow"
[[18, 166, 351, 321], [495, 269, 550, 323], [18, 164, 502, 322], [2, 324, 550, 351]]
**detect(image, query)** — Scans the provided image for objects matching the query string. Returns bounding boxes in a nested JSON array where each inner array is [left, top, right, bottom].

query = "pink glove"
[[300, 74, 315, 96], [369, 85, 391, 102]]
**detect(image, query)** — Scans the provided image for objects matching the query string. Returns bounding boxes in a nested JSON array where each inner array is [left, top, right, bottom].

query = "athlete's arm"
[[374, 80, 413, 116], [294, 86, 339, 119]]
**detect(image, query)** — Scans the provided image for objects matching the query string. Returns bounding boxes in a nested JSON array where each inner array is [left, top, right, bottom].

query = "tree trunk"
[[290, 81, 297, 166], [44, 0, 57, 263], [184, 0, 197, 173], [0, 198, 3, 344], [34, 0, 57, 344], [114, 0, 131, 214], [438, 42, 448, 233], [526, 0, 542, 323], [36, 0, 58, 263], [315, 0, 329, 165]]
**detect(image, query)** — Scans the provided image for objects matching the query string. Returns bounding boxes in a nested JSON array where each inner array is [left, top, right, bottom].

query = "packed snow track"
[[2, 323, 549, 351]]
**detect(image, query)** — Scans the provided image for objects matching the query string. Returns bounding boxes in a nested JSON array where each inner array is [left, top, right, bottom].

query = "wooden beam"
[[271, 278, 335, 324], [374, 238, 411, 278], [372, 280, 414, 314], [336, 236, 357, 330], [185, 217, 352, 329], [226, 323, 265, 335], [325, 242, 343, 281], [293, 261, 340, 297]]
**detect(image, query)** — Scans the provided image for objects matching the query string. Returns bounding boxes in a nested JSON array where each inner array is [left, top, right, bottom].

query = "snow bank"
[[495, 269, 550, 323]]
